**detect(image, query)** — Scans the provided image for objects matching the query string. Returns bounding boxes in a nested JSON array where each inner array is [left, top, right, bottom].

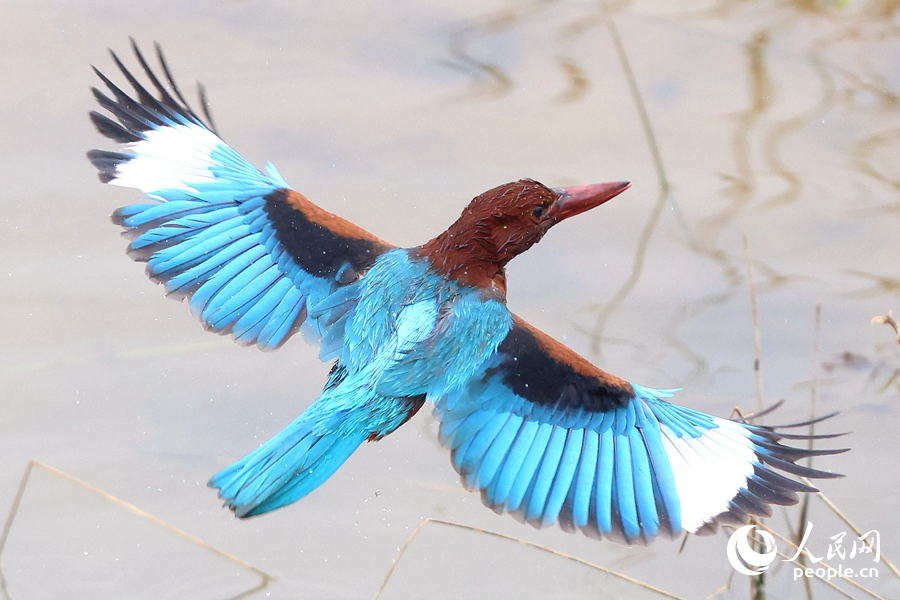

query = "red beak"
[[548, 181, 631, 222]]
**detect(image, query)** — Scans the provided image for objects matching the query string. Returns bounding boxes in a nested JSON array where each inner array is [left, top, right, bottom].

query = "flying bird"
[[88, 41, 845, 545]]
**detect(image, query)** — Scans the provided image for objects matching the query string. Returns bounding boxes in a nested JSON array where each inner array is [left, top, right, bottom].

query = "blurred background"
[[0, 0, 897, 598]]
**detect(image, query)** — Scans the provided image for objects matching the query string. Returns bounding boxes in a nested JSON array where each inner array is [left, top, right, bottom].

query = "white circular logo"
[[727, 525, 778, 576]]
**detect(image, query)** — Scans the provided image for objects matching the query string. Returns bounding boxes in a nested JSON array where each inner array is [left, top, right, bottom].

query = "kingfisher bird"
[[88, 42, 845, 544]]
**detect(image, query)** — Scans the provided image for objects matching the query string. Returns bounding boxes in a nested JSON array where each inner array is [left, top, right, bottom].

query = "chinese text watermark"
[[726, 522, 880, 581]]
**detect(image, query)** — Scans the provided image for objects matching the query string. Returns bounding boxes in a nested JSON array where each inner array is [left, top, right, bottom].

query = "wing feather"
[[433, 317, 846, 544], [90, 42, 393, 352]]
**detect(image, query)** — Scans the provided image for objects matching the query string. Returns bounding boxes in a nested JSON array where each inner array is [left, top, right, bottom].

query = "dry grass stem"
[[375, 518, 689, 600], [743, 233, 765, 414], [728, 523, 879, 600], [800, 478, 900, 581], [0, 460, 274, 600]]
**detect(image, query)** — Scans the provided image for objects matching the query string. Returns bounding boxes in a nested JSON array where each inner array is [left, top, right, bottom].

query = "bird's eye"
[[533, 206, 544, 218]]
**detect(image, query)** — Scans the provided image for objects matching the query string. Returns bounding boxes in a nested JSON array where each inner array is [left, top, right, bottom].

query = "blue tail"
[[209, 412, 368, 518]]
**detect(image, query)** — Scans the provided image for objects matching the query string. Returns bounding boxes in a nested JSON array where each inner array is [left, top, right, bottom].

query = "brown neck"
[[418, 226, 508, 297]]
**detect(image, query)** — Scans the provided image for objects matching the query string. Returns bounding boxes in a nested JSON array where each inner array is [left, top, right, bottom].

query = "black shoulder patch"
[[492, 325, 633, 413], [264, 189, 389, 281]]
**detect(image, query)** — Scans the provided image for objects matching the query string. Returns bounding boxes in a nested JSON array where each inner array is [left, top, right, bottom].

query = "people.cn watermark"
[[727, 525, 778, 575], [726, 522, 880, 581]]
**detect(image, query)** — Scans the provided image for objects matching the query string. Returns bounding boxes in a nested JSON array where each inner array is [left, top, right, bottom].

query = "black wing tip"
[[741, 402, 844, 431], [702, 406, 848, 533], [769, 430, 850, 441], [755, 432, 847, 480], [760, 453, 846, 480], [107, 46, 123, 67], [89, 39, 217, 148], [754, 437, 850, 462], [197, 81, 219, 136], [86, 148, 132, 183], [89, 110, 142, 144], [741, 404, 844, 430], [703, 468, 843, 532], [743, 407, 848, 472], [769, 410, 843, 430]]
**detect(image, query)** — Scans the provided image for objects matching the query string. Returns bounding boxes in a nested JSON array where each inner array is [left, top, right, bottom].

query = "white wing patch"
[[111, 122, 221, 193], [661, 418, 756, 532]]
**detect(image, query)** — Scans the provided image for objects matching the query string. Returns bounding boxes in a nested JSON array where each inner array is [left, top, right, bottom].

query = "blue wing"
[[434, 317, 846, 545], [88, 41, 392, 352]]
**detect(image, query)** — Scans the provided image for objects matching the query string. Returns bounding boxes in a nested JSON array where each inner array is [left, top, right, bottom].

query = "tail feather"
[[246, 434, 365, 516], [209, 418, 367, 518]]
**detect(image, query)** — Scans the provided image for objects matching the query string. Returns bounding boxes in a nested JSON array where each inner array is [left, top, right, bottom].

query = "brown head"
[[418, 178, 630, 294]]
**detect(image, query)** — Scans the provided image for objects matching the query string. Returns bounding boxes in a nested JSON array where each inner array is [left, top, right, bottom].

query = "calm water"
[[1, 0, 898, 598]]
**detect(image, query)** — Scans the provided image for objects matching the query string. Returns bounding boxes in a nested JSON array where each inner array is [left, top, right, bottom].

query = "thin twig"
[[0, 462, 34, 600], [802, 479, 900, 581], [808, 302, 822, 457], [747, 522, 886, 600], [798, 302, 822, 600], [705, 568, 736, 599], [743, 233, 766, 600], [589, 1, 694, 355], [0, 461, 274, 600], [375, 518, 689, 600], [743, 233, 764, 414]]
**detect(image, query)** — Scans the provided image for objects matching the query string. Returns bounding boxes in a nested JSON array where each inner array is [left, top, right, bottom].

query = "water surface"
[[1, 0, 898, 598]]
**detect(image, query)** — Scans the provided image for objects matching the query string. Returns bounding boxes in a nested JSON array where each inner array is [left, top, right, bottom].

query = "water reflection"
[[440, 1, 556, 99], [2, 0, 898, 598]]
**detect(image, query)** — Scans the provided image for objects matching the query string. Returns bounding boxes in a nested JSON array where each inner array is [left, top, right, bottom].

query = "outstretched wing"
[[88, 41, 393, 353], [435, 316, 846, 545]]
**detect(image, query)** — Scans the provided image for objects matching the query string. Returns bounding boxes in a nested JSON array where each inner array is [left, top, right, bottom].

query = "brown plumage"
[[419, 178, 630, 292]]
